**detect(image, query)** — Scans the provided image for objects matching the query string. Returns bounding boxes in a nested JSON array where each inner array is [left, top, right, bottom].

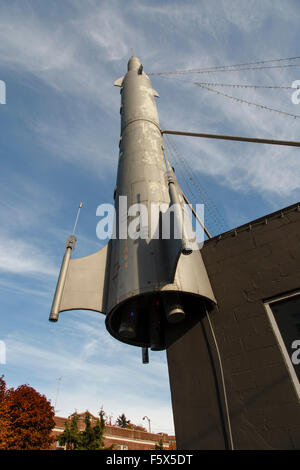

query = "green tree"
[[58, 409, 111, 450], [116, 413, 130, 428], [155, 438, 164, 450], [79, 412, 102, 450], [57, 412, 81, 450], [95, 408, 106, 444]]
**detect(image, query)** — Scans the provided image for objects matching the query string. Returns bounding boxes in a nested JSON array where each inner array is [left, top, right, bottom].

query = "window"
[[56, 441, 65, 450], [117, 445, 128, 450], [264, 291, 300, 398]]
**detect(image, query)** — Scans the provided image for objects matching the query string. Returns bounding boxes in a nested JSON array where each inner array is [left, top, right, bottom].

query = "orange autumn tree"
[[0, 375, 55, 450]]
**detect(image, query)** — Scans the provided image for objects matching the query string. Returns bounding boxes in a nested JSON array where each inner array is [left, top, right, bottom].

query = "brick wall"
[[167, 202, 300, 449], [52, 414, 176, 450]]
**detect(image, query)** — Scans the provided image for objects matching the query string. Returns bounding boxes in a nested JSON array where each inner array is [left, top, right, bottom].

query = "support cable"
[[150, 63, 300, 76], [194, 84, 300, 120], [162, 129, 300, 147], [163, 134, 227, 235], [164, 134, 228, 230], [194, 82, 296, 90], [149, 55, 300, 76], [205, 307, 234, 450], [163, 138, 206, 228], [163, 144, 212, 239], [164, 135, 227, 234], [182, 191, 212, 239]]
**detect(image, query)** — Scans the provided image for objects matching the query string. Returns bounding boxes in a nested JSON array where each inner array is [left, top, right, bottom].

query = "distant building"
[[51, 412, 176, 450]]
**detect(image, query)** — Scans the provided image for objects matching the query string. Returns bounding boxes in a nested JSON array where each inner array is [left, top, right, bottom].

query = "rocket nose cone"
[[128, 56, 142, 71]]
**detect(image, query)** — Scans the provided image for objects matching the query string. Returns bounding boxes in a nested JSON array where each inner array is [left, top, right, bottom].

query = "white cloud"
[[0, 278, 51, 298], [31, 114, 117, 179], [0, 174, 61, 231], [77, 5, 131, 61], [159, 66, 300, 201], [0, 4, 119, 113], [133, 0, 271, 37], [0, 235, 57, 277], [4, 320, 174, 433], [1, 1, 298, 200], [1, 0, 299, 440]]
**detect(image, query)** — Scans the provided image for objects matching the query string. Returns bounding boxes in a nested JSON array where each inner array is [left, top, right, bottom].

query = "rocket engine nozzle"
[[163, 293, 186, 324], [49, 56, 216, 356], [118, 300, 138, 339], [149, 301, 165, 351], [106, 292, 190, 350]]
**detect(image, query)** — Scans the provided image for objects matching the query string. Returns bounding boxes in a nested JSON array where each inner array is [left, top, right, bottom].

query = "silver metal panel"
[[162, 250, 216, 301], [59, 245, 108, 313], [104, 57, 216, 313], [50, 56, 216, 344]]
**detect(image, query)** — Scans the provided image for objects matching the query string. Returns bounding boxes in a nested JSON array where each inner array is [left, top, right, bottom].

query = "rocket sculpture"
[[49, 57, 216, 355]]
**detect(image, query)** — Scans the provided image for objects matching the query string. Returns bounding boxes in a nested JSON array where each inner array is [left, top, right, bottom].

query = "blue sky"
[[0, 0, 299, 435]]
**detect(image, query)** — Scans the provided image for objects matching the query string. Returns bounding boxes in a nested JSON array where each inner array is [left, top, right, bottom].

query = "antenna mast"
[[54, 377, 62, 413]]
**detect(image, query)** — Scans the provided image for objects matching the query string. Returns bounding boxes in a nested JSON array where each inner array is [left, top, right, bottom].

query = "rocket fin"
[[152, 88, 160, 97], [57, 244, 108, 315], [114, 76, 124, 87], [161, 249, 216, 305]]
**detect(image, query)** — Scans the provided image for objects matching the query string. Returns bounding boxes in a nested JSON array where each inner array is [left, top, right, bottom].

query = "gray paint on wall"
[[166, 202, 300, 450]]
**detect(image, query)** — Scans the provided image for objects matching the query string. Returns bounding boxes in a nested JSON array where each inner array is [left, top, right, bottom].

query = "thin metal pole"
[[72, 202, 83, 235], [163, 145, 193, 254], [205, 308, 234, 450], [54, 377, 62, 412], [143, 415, 151, 433], [49, 235, 77, 322], [161, 130, 300, 148], [182, 192, 212, 239]]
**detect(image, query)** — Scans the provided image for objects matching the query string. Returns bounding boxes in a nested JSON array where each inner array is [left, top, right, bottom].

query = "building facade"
[[166, 202, 300, 449], [52, 413, 176, 450]]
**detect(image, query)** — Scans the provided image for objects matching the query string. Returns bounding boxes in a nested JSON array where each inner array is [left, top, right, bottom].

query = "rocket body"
[[107, 57, 179, 311], [49, 57, 216, 351]]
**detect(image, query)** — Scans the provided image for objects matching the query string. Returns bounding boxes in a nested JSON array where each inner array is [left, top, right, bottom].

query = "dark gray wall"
[[166, 203, 300, 449]]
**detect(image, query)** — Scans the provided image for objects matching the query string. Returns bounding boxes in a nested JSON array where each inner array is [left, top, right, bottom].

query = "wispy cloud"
[[0, 235, 57, 277], [1, 0, 299, 436], [159, 67, 300, 201], [0, 173, 61, 231], [4, 319, 174, 432], [0, 278, 51, 298], [1, 1, 298, 200], [31, 112, 117, 179]]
